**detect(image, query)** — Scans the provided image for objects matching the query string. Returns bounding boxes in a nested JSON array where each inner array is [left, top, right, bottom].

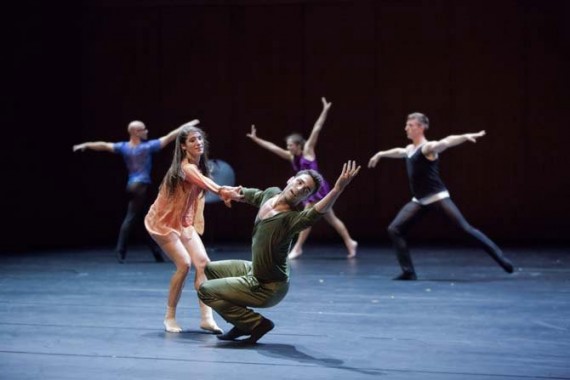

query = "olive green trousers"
[[198, 260, 289, 332]]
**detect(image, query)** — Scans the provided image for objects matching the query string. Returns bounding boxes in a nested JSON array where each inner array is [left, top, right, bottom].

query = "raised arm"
[[158, 119, 200, 149], [303, 97, 332, 159], [72, 141, 114, 153], [422, 130, 486, 156], [314, 160, 361, 214], [246, 124, 292, 161], [367, 147, 407, 168]]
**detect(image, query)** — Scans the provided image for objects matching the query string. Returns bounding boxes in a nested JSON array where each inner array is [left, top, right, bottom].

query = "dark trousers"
[[116, 182, 161, 258], [387, 198, 511, 274]]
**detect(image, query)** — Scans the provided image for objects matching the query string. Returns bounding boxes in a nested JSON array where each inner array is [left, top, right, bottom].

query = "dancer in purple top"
[[247, 97, 357, 259], [73, 119, 199, 263]]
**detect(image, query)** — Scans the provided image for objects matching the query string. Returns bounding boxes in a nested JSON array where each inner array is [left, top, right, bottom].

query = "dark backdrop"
[[4, 0, 569, 252]]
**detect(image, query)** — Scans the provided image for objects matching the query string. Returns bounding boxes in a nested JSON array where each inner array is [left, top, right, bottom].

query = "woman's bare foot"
[[164, 318, 183, 333], [346, 240, 358, 259]]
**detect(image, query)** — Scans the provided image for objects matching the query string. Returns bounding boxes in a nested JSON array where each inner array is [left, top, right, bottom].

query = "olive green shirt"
[[243, 187, 323, 283]]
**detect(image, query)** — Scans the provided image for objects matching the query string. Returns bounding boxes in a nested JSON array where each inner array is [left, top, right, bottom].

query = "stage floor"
[[1, 244, 569, 380]]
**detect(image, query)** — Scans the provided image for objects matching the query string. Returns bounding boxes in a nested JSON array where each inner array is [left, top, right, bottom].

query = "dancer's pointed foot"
[[347, 240, 358, 258], [115, 249, 126, 264], [200, 319, 223, 334], [500, 258, 514, 274], [217, 326, 249, 341], [288, 249, 303, 260], [393, 272, 417, 281], [164, 318, 183, 333]]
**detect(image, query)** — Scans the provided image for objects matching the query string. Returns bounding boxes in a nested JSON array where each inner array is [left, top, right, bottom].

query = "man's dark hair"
[[295, 169, 323, 197]]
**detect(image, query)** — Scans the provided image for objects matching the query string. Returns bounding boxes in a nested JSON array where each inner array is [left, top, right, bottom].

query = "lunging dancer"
[[368, 112, 514, 280]]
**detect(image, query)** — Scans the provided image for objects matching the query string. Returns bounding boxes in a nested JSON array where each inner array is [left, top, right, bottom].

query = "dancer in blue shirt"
[[73, 119, 199, 263]]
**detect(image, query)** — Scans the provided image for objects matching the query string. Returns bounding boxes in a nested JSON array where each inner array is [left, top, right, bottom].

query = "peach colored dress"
[[145, 163, 206, 245]]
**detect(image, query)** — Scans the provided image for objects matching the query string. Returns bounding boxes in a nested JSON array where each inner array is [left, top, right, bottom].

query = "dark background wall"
[[4, 0, 569, 252]]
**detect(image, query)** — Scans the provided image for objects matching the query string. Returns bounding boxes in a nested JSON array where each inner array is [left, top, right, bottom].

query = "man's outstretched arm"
[[314, 160, 361, 214], [422, 130, 486, 155], [158, 119, 200, 148], [72, 141, 114, 152], [367, 147, 407, 168]]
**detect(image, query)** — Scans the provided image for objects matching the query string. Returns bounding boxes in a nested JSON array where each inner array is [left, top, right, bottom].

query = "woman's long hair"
[[162, 125, 211, 197]]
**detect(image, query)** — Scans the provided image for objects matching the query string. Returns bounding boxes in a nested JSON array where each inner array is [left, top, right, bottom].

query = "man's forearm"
[[75, 142, 113, 152], [315, 160, 359, 212], [377, 148, 406, 159], [313, 188, 342, 214], [440, 134, 470, 148]]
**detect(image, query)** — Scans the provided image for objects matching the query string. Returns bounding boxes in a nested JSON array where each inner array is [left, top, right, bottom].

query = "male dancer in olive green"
[[198, 161, 360, 344]]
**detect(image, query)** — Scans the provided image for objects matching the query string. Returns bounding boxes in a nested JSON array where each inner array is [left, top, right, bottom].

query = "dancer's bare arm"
[[184, 164, 234, 207], [159, 119, 200, 149], [422, 130, 486, 156], [219, 186, 245, 203], [246, 124, 292, 161], [367, 147, 407, 168], [303, 97, 332, 160], [314, 160, 361, 214], [72, 141, 114, 152]]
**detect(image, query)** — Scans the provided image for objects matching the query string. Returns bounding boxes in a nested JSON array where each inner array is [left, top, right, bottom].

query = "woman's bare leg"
[[324, 209, 358, 258], [288, 203, 314, 260], [159, 237, 191, 332], [182, 229, 223, 334], [287, 227, 312, 260]]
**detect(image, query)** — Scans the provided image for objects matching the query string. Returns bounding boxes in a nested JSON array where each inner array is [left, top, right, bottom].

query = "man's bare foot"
[[164, 318, 182, 333], [347, 240, 358, 258], [288, 249, 303, 260]]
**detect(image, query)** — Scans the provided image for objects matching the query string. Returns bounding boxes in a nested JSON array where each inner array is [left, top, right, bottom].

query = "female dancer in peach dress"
[[145, 124, 232, 333]]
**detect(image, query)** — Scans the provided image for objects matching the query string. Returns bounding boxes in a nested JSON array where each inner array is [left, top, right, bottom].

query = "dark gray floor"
[[1, 244, 569, 380]]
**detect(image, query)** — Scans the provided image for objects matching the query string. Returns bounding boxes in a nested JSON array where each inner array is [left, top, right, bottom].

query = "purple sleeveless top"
[[292, 155, 331, 205]]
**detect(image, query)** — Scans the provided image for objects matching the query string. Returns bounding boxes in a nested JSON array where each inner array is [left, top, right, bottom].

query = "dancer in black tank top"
[[368, 112, 514, 280]]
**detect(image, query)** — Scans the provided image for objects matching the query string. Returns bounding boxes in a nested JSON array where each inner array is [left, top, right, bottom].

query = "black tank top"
[[406, 146, 447, 199]]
